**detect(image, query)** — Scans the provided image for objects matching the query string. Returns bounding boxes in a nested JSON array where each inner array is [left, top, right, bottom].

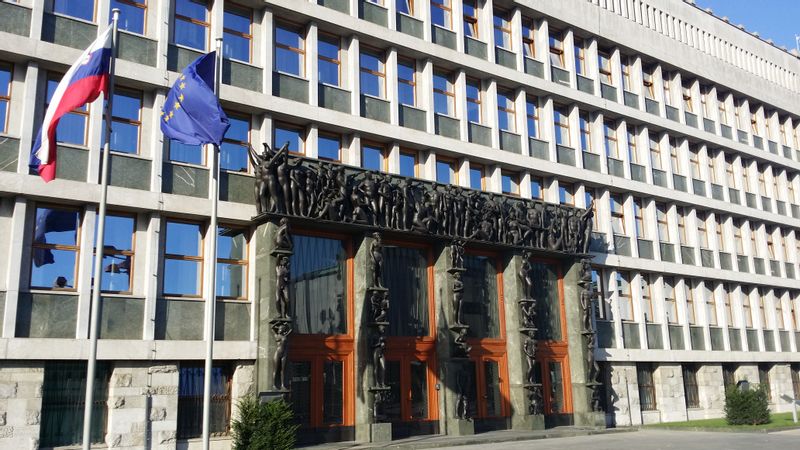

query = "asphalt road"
[[423, 429, 800, 450]]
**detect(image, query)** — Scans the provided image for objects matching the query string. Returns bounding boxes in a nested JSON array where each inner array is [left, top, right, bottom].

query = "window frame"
[[274, 21, 306, 77], [0, 61, 10, 134], [96, 211, 137, 295], [317, 32, 342, 87], [106, 87, 143, 155], [469, 163, 484, 190], [317, 131, 342, 163], [683, 364, 700, 408], [174, 0, 210, 51], [430, 0, 452, 30], [655, 202, 669, 242], [216, 225, 249, 301], [273, 121, 305, 155], [398, 149, 418, 177], [553, 107, 570, 147], [359, 47, 387, 99], [522, 18, 536, 59], [604, 120, 618, 158], [616, 270, 633, 321], [548, 31, 565, 68], [361, 141, 386, 172], [598, 50, 612, 85], [610, 194, 625, 235], [30, 204, 82, 291], [397, 57, 417, 107], [466, 77, 482, 124], [46, 73, 90, 147], [462, 0, 479, 39], [222, 2, 253, 63], [501, 171, 519, 196], [578, 113, 592, 153], [493, 9, 512, 50], [573, 37, 586, 76], [432, 70, 455, 116], [496, 89, 516, 133], [163, 219, 205, 299]]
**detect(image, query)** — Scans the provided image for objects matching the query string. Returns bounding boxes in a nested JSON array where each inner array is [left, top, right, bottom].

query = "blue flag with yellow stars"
[[160, 51, 229, 146]]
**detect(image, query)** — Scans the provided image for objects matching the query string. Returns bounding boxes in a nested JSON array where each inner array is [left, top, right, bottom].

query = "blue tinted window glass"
[[111, 91, 140, 120], [174, 19, 206, 50], [276, 26, 302, 48], [31, 249, 78, 289], [223, 32, 250, 62], [397, 0, 411, 15], [166, 221, 201, 256], [360, 72, 381, 97], [54, 0, 95, 21], [175, 0, 206, 20], [226, 116, 249, 142], [223, 6, 251, 62], [100, 253, 131, 292], [98, 215, 134, 252], [399, 153, 416, 177], [164, 259, 201, 295], [224, 7, 250, 33], [530, 179, 542, 199], [0, 100, 7, 133], [274, 126, 303, 153], [319, 60, 339, 86], [275, 47, 302, 75], [501, 175, 513, 193], [360, 52, 381, 72], [362, 146, 382, 170], [436, 161, 452, 183], [318, 135, 340, 161], [220, 142, 247, 172], [31, 207, 80, 290], [111, 0, 145, 34], [56, 113, 87, 146], [217, 262, 245, 297], [469, 168, 482, 189], [217, 227, 246, 260], [170, 140, 203, 164], [34, 207, 79, 247], [0, 65, 9, 97]]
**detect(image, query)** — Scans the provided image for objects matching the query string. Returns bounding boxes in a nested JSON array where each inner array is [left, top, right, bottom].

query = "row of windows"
[[593, 267, 800, 331]]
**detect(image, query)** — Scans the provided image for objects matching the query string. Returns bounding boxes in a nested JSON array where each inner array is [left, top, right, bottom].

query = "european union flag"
[[161, 51, 229, 146]]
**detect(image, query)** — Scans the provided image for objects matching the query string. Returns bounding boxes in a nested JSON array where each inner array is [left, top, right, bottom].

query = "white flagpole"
[[202, 38, 223, 450], [83, 9, 119, 450]]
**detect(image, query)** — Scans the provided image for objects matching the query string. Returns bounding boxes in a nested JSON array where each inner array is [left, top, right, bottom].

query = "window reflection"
[[462, 255, 500, 338], [163, 221, 203, 296], [217, 227, 247, 299], [384, 246, 429, 337], [290, 235, 347, 335], [31, 206, 80, 289], [531, 261, 560, 341], [94, 214, 135, 292], [323, 360, 343, 424]]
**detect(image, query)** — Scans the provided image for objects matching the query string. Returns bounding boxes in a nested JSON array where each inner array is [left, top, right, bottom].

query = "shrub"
[[231, 396, 299, 450], [724, 384, 771, 425]]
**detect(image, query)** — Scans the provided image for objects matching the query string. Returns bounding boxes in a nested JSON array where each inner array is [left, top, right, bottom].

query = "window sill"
[[431, 24, 454, 33], [50, 11, 97, 26], [274, 70, 308, 82], [101, 293, 144, 299], [119, 28, 151, 40], [223, 56, 258, 68], [54, 142, 89, 151], [360, 92, 388, 102], [171, 42, 207, 55], [166, 160, 207, 171], [27, 289, 78, 295], [396, 12, 419, 21], [221, 169, 253, 177], [110, 150, 150, 161], [319, 82, 349, 92], [433, 111, 457, 120]]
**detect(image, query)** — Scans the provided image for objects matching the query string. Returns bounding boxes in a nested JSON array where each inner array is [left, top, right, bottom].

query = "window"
[[361, 142, 384, 171], [549, 31, 564, 68], [722, 283, 735, 327], [696, 212, 708, 248], [291, 234, 349, 334], [604, 120, 618, 158], [757, 167, 767, 196], [742, 289, 753, 328], [621, 56, 633, 91], [649, 133, 662, 170], [360, 49, 386, 98], [217, 227, 247, 299], [526, 96, 539, 138], [54, 0, 95, 21], [699, 86, 711, 117], [493, 10, 512, 49], [766, 229, 775, 259], [111, 0, 145, 34], [733, 220, 744, 254], [641, 275, 654, 322], [642, 67, 655, 99], [169, 139, 202, 165], [223, 3, 252, 62], [522, 18, 536, 58], [579, 113, 592, 152], [465, 78, 482, 123], [0, 62, 9, 134], [397, 0, 414, 15], [593, 268, 610, 320], [706, 151, 717, 183], [682, 85, 693, 112], [683, 364, 700, 408], [497, 89, 515, 132], [436, 158, 456, 184], [501, 171, 518, 195], [102, 88, 141, 154], [598, 50, 612, 84], [669, 137, 681, 174], [397, 58, 416, 106], [430, 0, 452, 29], [530, 177, 543, 200], [31, 206, 81, 290], [616, 270, 633, 321], [275, 22, 305, 76], [684, 280, 696, 324], [749, 224, 759, 257], [655, 202, 669, 242], [177, 364, 231, 438], [384, 245, 430, 336], [734, 101, 743, 129], [46, 75, 88, 146], [792, 364, 800, 400], [780, 123, 789, 146], [610, 194, 625, 235], [433, 71, 455, 116], [676, 206, 688, 246], [462, 255, 501, 337], [758, 364, 772, 402], [663, 276, 678, 323], [399, 150, 417, 177], [40, 361, 109, 447], [318, 33, 341, 86], [96, 214, 135, 293], [627, 127, 639, 164], [689, 148, 701, 179], [174, 0, 209, 51], [573, 38, 586, 75], [715, 217, 725, 251], [751, 112, 759, 135], [469, 164, 483, 190], [163, 220, 203, 297], [553, 107, 570, 146], [705, 283, 718, 326], [274, 122, 304, 154], [558, 182, 574, 205], [742, 161, 753, 193], [662, 73, 672, 106], [220, 114, 249, 172], [718, 95, 728, 124], [633, 197, 646, 238], [462, 0, 478, 38], [637, 363, 657, 411], [725, 155, 737, 188], [775, 295, 784, 330], [318, 133, 341, 162]]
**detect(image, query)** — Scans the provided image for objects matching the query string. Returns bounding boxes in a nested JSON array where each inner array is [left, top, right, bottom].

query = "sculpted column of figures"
[[367, 232, 391, 422], [518, 251, 543, 415], [448, 240, 472, 420], [579, 258, 603, 412], [270, 218, 294, 393]]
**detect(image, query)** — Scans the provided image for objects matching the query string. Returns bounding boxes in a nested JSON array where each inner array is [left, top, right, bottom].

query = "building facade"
[[0, 0, 799, 448]]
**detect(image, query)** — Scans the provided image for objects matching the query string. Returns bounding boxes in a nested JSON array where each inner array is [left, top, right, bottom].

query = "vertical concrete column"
[[518, 172, 531, 198], [606, 362, 641, 426], [386, 142, 401, 174], [348, 35, 361, 117], [346, 134, 361, 167], [454, 70, 467, 141], [352, 233, 372, 442], [653, 364, 687, 423], [16, 62, 39, 174], [253, 220, 278, 394], [306, 123, 319, 159], [386, 0, 397, 30], [262, 8, 274, 95], [2, 197, 27, 338], [514, 88, 528, 157], [452, 0, 465, 53], [142, 213, 161, 341], [606, 267, 624, 349], [542, 96, 556, 161], [587, 38, 600, 95], [150, 90, 166, 192], [75, 206, 97, 338], [307, 22, 319, 107], [420, 59, 435, 134], [487, 165, 501, 194], [209, 0, 223, 44], [154, 0, 171, 70], [609, 47, 623, 103], [485, 79, 499, 149], [562, 29, 576, 89], [482, 0, 495, 63], [537, 18, 551, 82], [511, 7, 523, 70], [419, 0, 432, 42], [386, 48, 400, 126]]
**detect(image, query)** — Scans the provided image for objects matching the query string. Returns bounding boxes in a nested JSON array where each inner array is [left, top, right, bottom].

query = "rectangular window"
[[360, 49, 385, 98], [31, 206, 81, 290], [433, 71, 455, 116], [101, 88, 141, 154], [585, 189, 598, 229], [663, 276, 678, 323], [610, 194, 625, 235], [696, 211, 708, 248], [553, 107, 570, 146], [361, 142, 384, 171], [633, 197, 646, 238], [598, 50, 612, 84], [397, 58, 416, 106], [700, 86, 711, 118], [436, 158, 456, 184], [766, 229, 775, 259], [716, 217, 725, 251], [275, 22, 305, 76], [742, 290, 753, 328], [649, 133, 662, 170], [220, 114, 249, 172], [642, 67, 655, 99], [397, 0, 414, 15], [40, 361, 109, 447], [558, 182, 574, 205], [593, 268, 610, 320], [54, 0, 95, 21], [669, 137, 681, 175], [641, 275, 654, 322], [621, 56, 632, 91], [573, 38, 586, 75], [384, 245, 430, 336], [169, 140, 202, 165], [177, 364, 231, 438], [522, 18, 536, 58], [725, 156, 737, 188], [655, 202, 669, 242], [466, 78, 482, 123], [662, 74, 672, 106], [683, 364, 700, 408], [46, 75, 89, 146], [705, 283, 718, 326], [526, 96, 539, 138], [707, 151, 717, 183], [502, 171, 518, 196], [718, 96, 728, 125], [111, 0, 146, 34], [174, 0, 209, 51], [549, 31, 564, 68], [216, 226, 248, 300], [775, 295, 784, 330], [604, 120, 618, 158], [96, 214, 135, 293], [290, 234, 349, 334], [530, 177, 543, 200], [627, 127, 639, 164], [689, 148, 701, 179], [637, 364, 657, 411], [677, 206, 688, 246], [497, 89, 515, 132], [493, 9, 512, 49], [462, 255, 501, 337], [579, 113, 592, 152], [469, 164, 483, 190], [616, 270, 633, 321], [0, 62, 9, 134], [223, 3, 252, 62], [163, 220, 203, 297], [758, 364, 772, 402], [431, 0, 452, 29], [318, 133, 341, 162], [792, 364, 800, 400], [399, 150, 417, 177], [685, 280, 696, 325], [722, 283, 735, 327], [274, 122, 304, 154], [742, 161, 753, 193], [733, 220, 744, 254], [682, 85, 693, 112], [462, 0, 478, 38], [318, 33, 341, 86]]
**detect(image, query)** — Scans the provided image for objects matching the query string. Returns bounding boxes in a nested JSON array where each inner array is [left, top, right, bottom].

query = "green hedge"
[[231, 396, 298, 450], [724, 385, 770, 425]]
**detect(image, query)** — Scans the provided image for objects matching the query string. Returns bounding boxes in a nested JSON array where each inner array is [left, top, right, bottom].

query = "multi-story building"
[[0, 0, 799, 448]]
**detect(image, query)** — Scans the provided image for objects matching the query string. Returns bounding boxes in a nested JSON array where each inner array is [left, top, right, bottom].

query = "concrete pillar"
[[606, 362, 641, 426], [253, 220, 279, 395]]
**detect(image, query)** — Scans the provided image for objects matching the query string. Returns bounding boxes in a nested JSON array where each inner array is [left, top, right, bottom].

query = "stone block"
[[511, 413, 544, 430], [0, 412, 5, 426], [0, 383, 17, 399], [370, 422, 391, 442], [446, 418, 474, 436], [25, 410, 39, 425], [150, 407, 167, 421], [115, 373, 133, 388]]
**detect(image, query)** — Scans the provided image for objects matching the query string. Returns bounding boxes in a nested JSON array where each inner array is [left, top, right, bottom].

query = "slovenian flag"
[[30, 27, 113, 182]]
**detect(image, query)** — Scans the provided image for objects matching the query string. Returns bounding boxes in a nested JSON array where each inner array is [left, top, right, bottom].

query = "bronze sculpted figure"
[[272, 321, 292, 390], [372, 335, 386, 387], [370, 232, 384, 288], [275, 256, 290, 318], [274, 217, 293, 252]]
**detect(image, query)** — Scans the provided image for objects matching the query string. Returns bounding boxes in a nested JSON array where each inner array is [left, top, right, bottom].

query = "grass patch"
[[646, 412, 800, 431]]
